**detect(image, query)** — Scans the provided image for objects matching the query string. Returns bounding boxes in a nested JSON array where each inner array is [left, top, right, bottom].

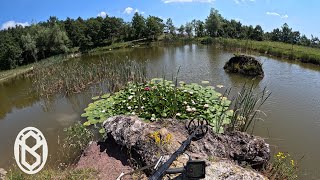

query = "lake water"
[[0, 44, 319, 179]]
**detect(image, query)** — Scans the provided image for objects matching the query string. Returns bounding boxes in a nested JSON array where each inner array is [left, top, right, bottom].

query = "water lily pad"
[[92, 96, 100, 100]]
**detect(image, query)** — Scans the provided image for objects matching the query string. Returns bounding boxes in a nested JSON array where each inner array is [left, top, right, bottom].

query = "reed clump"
[[32, 57, 147, 97]]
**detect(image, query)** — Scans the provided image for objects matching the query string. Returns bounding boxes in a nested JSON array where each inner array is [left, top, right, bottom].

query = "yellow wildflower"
[[291, 160, 295, 166]]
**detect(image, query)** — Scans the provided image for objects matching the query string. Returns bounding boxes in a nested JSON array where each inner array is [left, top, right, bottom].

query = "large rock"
[[103, 116, 270, 179], [224, 55, 264, 77]]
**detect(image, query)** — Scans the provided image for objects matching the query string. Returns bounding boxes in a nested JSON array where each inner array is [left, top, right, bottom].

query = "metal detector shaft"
[[148, 129, 198, 180]]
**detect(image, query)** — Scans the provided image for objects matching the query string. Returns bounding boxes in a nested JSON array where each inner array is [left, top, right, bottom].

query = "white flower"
[[183, 101, 188, 105], [101, 110, 106, 113], [128, 95, 133, 100], [132, 112, 136, 115], [128, 106, 132, 110], [141, 106, 144, 109], [189, 91, 193, 95], [204, 104, 209, 108], [217, 85, 224, 88], [176, 113, 181, 116], [135, 106, 138, 109], [143, 98, 146, 100], [191, 100, 195, 104], [151, 117, 156, 121], [183, 89, 188, 92], [186, 105, 190, 109], [191, 107, 196, 112], [122, 100, 126, 103], [186, 107, 192, 112]]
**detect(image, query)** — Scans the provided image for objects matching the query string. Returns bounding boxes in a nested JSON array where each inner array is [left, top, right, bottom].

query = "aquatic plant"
[[32, 57, 147, 96], [228, 84, 271, 133], [263, 152, 298, 180], [81, 78, 233, 133]]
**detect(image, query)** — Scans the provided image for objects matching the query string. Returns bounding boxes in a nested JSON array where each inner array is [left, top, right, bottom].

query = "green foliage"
[[264, 152, 298, 180], [6, 167, 97, 180], [82, 78, 233, 133], [64, 122, 94, 153], [229, 84, 271, 133], [146, 16, 165, 40]]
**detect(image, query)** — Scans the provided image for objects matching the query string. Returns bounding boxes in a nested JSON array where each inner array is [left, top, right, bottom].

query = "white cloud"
[[266, 12, 288, 19], [124, 7, 134, 14], [162, 0, 215, 3], [234, 0, 255, 4], [97, 11, 107, 18], [1, 21, 29, 30]]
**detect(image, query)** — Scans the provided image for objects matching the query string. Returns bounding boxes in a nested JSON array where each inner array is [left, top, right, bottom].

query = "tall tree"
[[146, 16, 164, 40], [132, 12, 146, 39], [205, 8, 222, 37], [185, 22, 193, 38], [166, 18, 175, 35], [177, 25, 185, 36]]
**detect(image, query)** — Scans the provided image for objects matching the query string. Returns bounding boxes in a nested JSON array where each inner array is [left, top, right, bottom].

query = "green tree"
[[132, 12, 146, 39], [205, 8, 222, 37], [166, 18, 175, 35], [177, 25, 185, 36], [146, 16, 164, 40], [20, 33, 38, 63], [185, 22, 193, 38]]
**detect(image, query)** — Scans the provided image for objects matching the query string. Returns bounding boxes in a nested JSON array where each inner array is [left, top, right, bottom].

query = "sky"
[[0, 0, 319, 37]]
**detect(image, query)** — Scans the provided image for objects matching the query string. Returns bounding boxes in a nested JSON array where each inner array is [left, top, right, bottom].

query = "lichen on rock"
[[101, 115, 270, 179]]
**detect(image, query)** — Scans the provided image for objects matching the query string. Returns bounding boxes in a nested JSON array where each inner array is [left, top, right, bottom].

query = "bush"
[[82, 78, 233, 133]]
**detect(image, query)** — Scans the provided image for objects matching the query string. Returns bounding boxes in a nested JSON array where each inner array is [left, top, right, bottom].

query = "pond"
[[0, 44, 319, 179]]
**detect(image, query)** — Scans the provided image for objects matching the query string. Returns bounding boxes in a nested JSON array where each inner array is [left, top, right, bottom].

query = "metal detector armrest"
[[185, 160, 206, 179]]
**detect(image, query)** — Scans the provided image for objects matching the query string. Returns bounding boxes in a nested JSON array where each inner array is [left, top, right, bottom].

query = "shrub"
[[82, 78, 233, 133]]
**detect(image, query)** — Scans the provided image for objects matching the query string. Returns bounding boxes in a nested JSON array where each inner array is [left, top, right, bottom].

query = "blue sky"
[[0, 0, 319, 37]]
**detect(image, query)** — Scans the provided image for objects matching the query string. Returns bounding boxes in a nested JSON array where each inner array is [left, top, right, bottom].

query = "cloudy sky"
[[0, 0, 318, 37]]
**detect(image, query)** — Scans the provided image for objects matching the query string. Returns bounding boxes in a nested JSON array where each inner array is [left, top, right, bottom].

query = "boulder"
[[224, 55, 264, 77], [102, 116, 270, 179]]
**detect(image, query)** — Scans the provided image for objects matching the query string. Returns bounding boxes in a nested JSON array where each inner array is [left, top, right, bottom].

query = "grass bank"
[[0, 55, 69, 83], [213, 38, 320, 65]]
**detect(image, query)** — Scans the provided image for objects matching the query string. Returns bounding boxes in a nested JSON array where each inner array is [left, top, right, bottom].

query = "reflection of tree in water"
[[0, 77, 39, 120]]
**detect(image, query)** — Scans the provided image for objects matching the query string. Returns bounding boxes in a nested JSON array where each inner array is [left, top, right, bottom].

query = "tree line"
[[0, 8, 319, 70]]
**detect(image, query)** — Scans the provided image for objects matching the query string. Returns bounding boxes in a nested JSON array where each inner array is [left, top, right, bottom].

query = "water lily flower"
[[217, 85, 224, 88], [176, 113, 181, 116], [128, 95, 133, 100], [204, 104, 209, 108], [144, 87, 151, 91]]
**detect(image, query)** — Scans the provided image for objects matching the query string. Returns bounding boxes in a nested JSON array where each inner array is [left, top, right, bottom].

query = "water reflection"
[[0, 45, 320, 179]]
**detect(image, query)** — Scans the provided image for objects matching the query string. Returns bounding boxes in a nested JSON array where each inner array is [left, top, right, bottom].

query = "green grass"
[[6, 167, 97, 180], [0, 55, 68, 83], [215, 38, 320, 65]]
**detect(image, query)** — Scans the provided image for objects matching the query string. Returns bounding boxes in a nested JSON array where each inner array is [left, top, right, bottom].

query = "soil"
[[76, 138, 145, 180]]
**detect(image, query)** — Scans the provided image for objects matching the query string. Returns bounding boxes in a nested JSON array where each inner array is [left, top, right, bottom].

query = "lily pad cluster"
[[82, 78, 233, 133]]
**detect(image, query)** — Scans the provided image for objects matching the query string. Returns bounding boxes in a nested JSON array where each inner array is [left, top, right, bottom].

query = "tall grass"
[[215, 38, 320, 65], [32, 57, 147, 97], [228, 84, 271, 133]]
